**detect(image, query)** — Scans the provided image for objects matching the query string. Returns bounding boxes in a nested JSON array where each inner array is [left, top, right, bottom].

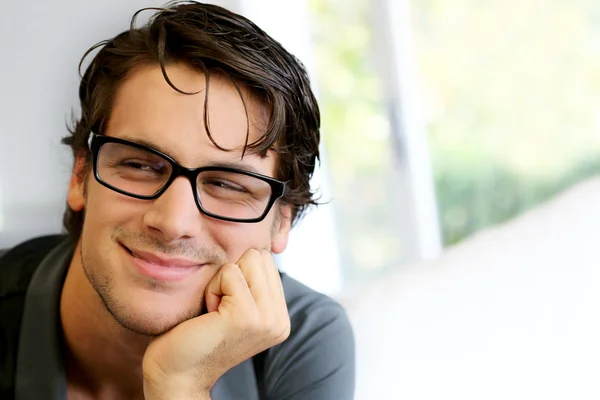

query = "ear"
[[271, 204, 292, 254], [67, 155, 87, 212]]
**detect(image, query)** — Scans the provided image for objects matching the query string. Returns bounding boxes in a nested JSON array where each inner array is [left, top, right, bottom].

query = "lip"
[[121, 244, 204, 282]]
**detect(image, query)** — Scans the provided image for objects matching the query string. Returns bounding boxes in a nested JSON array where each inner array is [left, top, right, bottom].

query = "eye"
[[121, 160, 166, 173], [123, 161, 150, 170], [205, 179, 247, 192]]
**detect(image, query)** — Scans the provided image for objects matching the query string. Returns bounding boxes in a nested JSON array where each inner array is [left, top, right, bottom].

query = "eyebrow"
[[121, 136, 173, 158], [205, 161, 262, 175], [119, 135, 263, 175]]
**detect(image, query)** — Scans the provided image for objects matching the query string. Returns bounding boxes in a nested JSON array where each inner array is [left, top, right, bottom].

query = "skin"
[[60, 63, 292, 400]]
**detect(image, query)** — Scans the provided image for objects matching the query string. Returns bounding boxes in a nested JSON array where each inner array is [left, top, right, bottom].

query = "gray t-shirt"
[[13, 238, 355, 400]]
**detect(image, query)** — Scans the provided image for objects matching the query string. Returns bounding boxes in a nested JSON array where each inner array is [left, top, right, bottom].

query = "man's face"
[[67, 64, 291, 336]]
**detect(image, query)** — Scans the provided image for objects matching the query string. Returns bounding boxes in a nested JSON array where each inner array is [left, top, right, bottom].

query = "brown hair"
[[62, 1, 321, 241]]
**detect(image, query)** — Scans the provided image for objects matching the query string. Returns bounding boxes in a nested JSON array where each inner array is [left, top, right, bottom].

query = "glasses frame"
[[88, 133, 287, 223]]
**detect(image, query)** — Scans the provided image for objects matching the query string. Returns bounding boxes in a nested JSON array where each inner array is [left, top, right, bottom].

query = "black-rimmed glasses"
[[87, 134, 287, 223]]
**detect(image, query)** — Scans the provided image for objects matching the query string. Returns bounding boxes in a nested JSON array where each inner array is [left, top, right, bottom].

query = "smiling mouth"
[[121, 244, 201, 267], [120, 243, 205, 282], [125, 247, 162, 265]]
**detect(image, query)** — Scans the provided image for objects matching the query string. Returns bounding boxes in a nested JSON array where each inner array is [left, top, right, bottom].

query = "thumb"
[[204, 263, 253, 314], [204, 267, 224, 313]]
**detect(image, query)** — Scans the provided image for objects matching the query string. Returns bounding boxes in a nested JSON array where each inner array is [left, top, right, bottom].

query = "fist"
[[142, 249, 291, 398]]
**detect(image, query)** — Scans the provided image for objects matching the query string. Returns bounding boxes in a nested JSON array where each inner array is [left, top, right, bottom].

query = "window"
[[411, 0, 600, 245]]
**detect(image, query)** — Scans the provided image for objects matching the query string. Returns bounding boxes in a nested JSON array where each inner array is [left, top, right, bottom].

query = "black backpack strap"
[[0, 235, 67, 400]]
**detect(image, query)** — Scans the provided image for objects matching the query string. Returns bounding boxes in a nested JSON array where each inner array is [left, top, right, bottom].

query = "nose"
[[142, 176, 205, 243]]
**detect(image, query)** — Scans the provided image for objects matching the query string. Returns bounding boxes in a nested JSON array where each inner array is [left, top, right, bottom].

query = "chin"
[[96, 281, 203, 336], [111, 301, 201, 336], [81, 242, 205, 335]]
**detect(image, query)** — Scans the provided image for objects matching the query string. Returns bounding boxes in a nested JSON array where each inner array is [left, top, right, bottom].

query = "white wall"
[[0, 0, 342, 296], [0, 0, 237, 247], [238, 0, 343, 295]]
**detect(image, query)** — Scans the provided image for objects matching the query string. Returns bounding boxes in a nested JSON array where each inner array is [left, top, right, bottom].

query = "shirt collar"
[[16, 237, 73, 400], [14, 237, 260, 400]]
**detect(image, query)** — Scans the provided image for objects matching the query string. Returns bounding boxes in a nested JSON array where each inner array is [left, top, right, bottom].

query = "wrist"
[[143, 373, 212, 400]]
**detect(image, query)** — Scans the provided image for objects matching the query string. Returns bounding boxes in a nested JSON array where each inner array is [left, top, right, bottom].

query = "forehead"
[[105, 63, 274, 172]]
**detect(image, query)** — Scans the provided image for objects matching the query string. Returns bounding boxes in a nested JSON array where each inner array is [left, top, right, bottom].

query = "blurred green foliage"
[[413, 0, 600, 244], [310, 0, 600, 262], [309, 0, 405, 280]]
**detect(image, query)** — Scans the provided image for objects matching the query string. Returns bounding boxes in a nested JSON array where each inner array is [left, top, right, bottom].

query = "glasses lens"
[[97, 142, 172, 196], [197, 170, 273, 220]]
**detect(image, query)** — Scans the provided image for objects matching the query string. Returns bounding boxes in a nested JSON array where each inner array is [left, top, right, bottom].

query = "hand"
[[142, 249, 291, 399]]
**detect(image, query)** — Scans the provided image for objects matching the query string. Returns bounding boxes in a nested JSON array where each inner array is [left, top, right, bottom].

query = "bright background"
[[2, 1, 600, 398]]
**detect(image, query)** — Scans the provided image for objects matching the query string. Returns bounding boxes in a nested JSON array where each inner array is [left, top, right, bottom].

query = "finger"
[[237, 248, 272, 311], [259, 250, 290, 340], [260, 249, 286, 305], [204, 263, 254, 314]]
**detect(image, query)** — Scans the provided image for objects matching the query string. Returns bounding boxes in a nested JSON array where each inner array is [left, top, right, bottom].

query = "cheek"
[[85, 185, 149, 229], [210, 220, 273, 262]]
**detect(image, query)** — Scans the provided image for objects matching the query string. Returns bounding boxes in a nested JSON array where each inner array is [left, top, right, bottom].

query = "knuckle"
[[282, 317, 291, 336], [274, 322, 291, 344], [236, 309, 261, 333], [222, 262, 239, 273], [260, 249, 271, 258], [245, 248, 261, 260], [269, 316, 291, 342], [221, 263, 242, 280], [262, 316, 276, 333], [239, 249, 262, 269]]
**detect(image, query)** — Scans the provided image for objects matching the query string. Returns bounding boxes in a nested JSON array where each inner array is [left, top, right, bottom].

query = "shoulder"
[[0, 235, 67, 297], [0, 235, 67, 398], [258, 274, 355, 399], [281, 273, 353, 340]]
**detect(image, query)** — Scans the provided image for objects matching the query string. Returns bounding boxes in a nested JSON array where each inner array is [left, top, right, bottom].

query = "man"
[[0, 2, 355, 399]]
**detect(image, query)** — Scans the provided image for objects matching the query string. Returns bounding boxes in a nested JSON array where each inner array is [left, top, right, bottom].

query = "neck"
[[60, 242, 150, 399]]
